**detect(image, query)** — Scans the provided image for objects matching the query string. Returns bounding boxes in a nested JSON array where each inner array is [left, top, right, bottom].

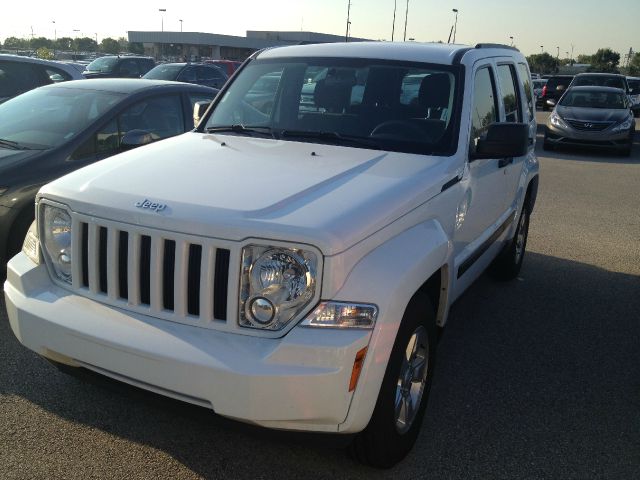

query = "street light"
[[540, 45, 544, 53], [52, 20, 56, 42], [391, 0, 397, 41], [159, 8, 166, 32], [509, 36, 514, 46], [403, 0, 410, 42], [556, 46, 559, 58], [452, 9, 458, 44], [179, 19, 183, 32], [345, 0, 351, 42]]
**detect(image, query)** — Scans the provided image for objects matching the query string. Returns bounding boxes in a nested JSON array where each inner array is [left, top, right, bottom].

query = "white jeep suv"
[[4, 42, 539, 468]]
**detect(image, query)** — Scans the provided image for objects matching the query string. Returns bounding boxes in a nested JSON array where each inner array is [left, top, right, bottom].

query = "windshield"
[[85, 56, 118, 73], [204, 57, 461, 155], [0, 86, 123, 150], [560, 90, 627, 109], [573, 75, 626, 90], [143, 64, 184, 80]]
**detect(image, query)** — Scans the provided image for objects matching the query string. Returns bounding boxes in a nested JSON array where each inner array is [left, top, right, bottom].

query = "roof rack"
[[475, 43, 520, 52]]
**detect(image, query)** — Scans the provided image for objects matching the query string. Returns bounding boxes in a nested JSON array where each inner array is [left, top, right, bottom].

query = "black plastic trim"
[[457, 214, 514, 279], [452, 48, 473, 65], [441, 175, 461, 192], [475, 43, 520, 52]]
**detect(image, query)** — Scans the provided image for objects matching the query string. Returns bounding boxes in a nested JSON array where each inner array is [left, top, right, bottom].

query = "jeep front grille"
[[69, 214, 238, 329]]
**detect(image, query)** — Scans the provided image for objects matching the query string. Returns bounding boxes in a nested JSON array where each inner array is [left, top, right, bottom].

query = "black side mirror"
[[471, 123, 528, 160], [121, 129, 155, 149], [193, 101, 211, 127]]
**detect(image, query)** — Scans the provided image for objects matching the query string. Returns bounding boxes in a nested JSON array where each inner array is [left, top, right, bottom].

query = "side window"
[[119, 95, 184, 140], [0, 62, 44, 97], [118, 59, 140, 77], [138, 59, 154, 75], [470, 66, 498, 153], [178, 67, 197, 83], [70, 119, 119, 160], [496, 64, 522, 122], [517, 63, 534, 120]]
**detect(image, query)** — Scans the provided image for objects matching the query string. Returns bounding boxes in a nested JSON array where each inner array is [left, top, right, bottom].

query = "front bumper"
[[4, 253, 372, 433], [545, 123, 633, 150]]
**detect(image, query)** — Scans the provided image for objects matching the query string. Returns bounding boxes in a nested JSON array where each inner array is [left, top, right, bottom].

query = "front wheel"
[[349, 293, 437, 468], [490, 205, 530, 280]]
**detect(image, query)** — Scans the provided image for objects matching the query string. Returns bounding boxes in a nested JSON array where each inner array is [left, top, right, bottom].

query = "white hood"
[[40, 132, 454, 255]]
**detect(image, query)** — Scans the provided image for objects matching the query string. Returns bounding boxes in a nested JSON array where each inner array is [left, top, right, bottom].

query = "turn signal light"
[[349, 347, 368, 392]]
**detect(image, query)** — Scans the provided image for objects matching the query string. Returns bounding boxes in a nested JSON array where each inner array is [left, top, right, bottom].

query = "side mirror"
[[556, 85, 566, 92], [471, 123, 528, 160], [121, 129, 155, 149], [546, 98, 557, 107], [193, 101, 211, 127]]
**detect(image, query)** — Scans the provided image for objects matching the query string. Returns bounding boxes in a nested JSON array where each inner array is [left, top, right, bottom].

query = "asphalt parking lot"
[[1, 112, 639, 479]]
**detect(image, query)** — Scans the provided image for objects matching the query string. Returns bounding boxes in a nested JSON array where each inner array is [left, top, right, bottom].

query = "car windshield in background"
[[560, 90, 627, 109], [0, 86, 123, 150], [144, 64, 184, 80], [205, 58, 461, 155], [85, 57, 118, 73], [573, 75, 626, 90]]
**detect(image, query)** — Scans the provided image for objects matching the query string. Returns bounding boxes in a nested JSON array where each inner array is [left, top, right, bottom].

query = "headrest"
[[314, 69, 356, 113], [418, 73, 451, 109]]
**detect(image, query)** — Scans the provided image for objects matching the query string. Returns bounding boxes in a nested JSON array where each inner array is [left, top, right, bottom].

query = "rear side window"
[[45, 67, 73, 83], [496, 64, 522, 122], [470, 66, 498, 154], [118, 59, 140, 77], [0, 61, 46, 97], [517, 63, 534, 120]]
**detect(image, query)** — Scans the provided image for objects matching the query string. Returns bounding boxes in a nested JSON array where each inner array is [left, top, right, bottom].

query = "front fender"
[[331, 219, 451, 432]]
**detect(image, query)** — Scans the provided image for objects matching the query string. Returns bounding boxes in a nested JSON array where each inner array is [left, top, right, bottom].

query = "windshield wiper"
[[205, 124, 275, 137], [0, 138, 30, 150], [279, 130, 382, 149]]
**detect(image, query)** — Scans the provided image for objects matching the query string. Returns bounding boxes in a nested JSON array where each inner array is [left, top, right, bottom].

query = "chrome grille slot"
[[71, 216, 235, 330]]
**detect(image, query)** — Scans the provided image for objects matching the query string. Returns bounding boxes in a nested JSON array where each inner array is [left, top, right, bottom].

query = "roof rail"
[[475, 43, 520, 52]]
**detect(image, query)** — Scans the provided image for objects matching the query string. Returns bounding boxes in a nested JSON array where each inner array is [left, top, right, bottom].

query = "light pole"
[[556, 46, 559, 59], [73, 29, 80, 57], [452, 9, 458, 44], [179, 19, 183, 32], [509, 36, 514, 47], [540, 45, 544, 54], [52, 21, 56, 58], [95, 33, 98, 52], [159, 8, 166, 32], [403, 0, 409, 42], [391, 0, 397, 41], [345, 0, 351, 42]]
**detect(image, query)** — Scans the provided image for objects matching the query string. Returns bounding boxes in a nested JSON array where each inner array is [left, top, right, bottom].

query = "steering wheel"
[[369, 120, 424, 140]]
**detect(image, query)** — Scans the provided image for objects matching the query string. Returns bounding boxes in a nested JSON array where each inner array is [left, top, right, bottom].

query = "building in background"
[[128, 30, 371, 62]]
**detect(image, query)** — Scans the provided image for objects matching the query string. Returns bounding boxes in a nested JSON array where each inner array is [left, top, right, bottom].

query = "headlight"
[[300, 302, 378, 329], [611, 118, 633, 133], [549, 112, 568, 129], [41, 204, 73, 283], [22, 220, 41, 265], [239, 245, 318, 330]]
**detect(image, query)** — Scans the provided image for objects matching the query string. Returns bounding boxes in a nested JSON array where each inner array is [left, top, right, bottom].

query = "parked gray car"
[[0, 54, 84, 103], [544, 86, 635, 156]]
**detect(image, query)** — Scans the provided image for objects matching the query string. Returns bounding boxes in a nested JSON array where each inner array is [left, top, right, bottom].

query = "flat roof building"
[[127, 30, 372, 61]]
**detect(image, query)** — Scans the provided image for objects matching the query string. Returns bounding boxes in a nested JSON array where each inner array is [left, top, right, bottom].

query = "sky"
[[1, 0, 638, 58]]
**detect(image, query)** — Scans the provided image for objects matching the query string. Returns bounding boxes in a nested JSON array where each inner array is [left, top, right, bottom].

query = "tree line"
[[526, 48, 640, 76], [1, 35, 144, 58]]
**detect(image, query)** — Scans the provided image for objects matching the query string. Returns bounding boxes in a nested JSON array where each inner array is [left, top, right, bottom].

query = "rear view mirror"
[[193, 101, 211, 127], [471, 123, 528, 160], [121, 129, 155, 149]]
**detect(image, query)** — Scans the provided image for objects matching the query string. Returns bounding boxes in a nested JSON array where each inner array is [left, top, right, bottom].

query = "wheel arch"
[[334, 219, 452, 433]]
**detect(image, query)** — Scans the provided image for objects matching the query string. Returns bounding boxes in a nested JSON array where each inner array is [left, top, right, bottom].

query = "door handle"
[[498, 157, 513, 168]]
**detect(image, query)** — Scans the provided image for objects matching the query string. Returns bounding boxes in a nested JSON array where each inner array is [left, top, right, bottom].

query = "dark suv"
[[539, 75, 574, 111], [83, 55, 155, 79]]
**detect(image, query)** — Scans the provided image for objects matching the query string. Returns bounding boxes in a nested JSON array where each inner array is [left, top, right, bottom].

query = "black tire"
[[349, 292, 437, 468], [542, 137, 554, 151], [490, 205, 530, 281], [619, 141, 632, 157]]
